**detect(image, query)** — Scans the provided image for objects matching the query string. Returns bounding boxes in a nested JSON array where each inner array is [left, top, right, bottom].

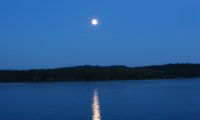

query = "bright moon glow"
[[91, 19, 98, 26]]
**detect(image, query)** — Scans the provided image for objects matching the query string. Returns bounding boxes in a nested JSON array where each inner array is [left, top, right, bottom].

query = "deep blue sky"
[[0, 0, 200, 69]]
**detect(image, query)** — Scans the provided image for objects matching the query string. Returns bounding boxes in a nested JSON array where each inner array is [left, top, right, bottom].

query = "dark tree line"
[[0, 63, 200, 82]]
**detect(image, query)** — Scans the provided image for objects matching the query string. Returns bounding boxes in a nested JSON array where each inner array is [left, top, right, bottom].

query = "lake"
[[0, 79, 200, 120]]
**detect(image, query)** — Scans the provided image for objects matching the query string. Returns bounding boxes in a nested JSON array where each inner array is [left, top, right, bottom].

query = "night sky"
[[0, 0, 200, 69]]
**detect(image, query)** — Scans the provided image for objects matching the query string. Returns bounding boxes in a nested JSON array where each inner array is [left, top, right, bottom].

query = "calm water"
[[0, 79, 200, 120]]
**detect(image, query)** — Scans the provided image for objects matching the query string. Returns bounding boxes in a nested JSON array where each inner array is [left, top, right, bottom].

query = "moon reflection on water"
[[92, 89, 101, 120]]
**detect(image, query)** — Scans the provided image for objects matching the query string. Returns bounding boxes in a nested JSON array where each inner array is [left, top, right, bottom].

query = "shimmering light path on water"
[[92, 89, 101, 120]]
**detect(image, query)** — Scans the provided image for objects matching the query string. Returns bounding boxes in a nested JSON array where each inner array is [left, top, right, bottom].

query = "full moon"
[[91, 19, 98, 26]]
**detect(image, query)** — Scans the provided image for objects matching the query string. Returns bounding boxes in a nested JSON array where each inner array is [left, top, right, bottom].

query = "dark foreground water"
[[0, 79, 200, 120]]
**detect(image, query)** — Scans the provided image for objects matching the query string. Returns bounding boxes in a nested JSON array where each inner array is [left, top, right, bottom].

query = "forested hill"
[[0, 63, 200, 82]]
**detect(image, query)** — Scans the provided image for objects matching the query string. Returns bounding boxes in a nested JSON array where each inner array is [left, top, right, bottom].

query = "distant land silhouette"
[[0, 63, 200, 82]]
